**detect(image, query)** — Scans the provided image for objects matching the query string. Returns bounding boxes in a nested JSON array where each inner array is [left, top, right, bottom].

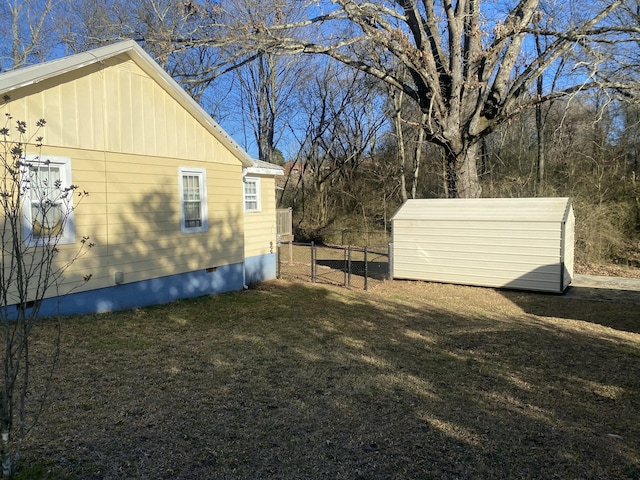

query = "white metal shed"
[[391, 197, 575, 293]]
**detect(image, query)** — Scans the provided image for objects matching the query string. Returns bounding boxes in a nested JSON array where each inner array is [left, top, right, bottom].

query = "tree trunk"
[[446, 142, 482, 198], [535, 26, 546, 197], [536, 101, 546, 196], [393, 112, 408, 203], [1, 391, 11, 477], [411, 114, 428, 199], [317, 179, 327, 226]]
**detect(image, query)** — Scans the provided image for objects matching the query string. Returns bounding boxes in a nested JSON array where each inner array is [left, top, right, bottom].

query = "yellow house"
[[242, 159, 283, 284], [0, 40, 283, 315]]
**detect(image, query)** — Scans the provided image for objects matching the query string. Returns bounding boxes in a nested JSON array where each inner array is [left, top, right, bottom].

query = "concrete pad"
[[564, 274, 640, 304]]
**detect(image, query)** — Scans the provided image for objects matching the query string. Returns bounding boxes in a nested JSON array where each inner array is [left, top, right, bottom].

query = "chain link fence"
[[319, 229, 391, 248], [276, 242, 392, 290]]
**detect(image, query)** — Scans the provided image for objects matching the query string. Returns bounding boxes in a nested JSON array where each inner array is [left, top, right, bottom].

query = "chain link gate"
[[276, 241, 392, 290]]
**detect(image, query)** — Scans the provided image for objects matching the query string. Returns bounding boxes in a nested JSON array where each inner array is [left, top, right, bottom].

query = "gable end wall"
[[0, 55, 247, 309]]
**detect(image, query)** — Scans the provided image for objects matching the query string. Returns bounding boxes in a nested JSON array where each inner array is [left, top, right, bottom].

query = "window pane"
[[245, 182, 256, 195], [30, 165, 64, 237], [184, 201, 202, 227], [244, 179, 259, 211], [30, 165, 61, 199], [183, 175, 201, 202], [181, 170, 205, 231], [31, 203, 63, 236]]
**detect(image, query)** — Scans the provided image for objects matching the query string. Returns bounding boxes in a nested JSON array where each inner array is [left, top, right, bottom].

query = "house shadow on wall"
[[50, 187, 246, 316], [245, 252, 276, 286], [499, 266, 640, 334]]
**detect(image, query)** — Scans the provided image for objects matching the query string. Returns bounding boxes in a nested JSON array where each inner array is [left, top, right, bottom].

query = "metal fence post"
[[364, 246, 368, 291], [277, 241, 282, 279], [311, 241, 316, 283], [343, 247, 347, 286], [388, 242, 393, 280], [347, 245, 352, 288]]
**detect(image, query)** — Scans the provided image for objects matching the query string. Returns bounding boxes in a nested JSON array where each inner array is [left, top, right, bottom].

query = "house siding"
[[391, 198, 574, 293], [3, 56, 240, 165], [0, 48, 248, 312], [243, 175, 278, 284], [26, 145, 245, 298]]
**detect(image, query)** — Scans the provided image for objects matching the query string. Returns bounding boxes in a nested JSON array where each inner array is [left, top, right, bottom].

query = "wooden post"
[[289, 241, 293, 265]]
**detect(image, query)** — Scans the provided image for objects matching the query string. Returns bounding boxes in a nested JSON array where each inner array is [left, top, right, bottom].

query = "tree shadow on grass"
[[501, 287, 640, 334], [24, 280, 640, 479]]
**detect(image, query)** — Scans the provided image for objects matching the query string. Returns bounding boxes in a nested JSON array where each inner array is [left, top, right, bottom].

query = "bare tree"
[[60, 0, 302, 139], [0, 0, 59, 70], [386, 84, 409, 203], [230, 51, 303, 163], [250, 0, 633, 197], [595, 0, 640, 93], [216, 0, 305, 163], [0, 108, 93, 476], [386, 84, 435, 200], [286, 61, 387, 230]]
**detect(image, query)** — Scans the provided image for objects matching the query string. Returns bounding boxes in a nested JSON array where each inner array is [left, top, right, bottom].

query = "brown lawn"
[[19, 279, 640, 479]]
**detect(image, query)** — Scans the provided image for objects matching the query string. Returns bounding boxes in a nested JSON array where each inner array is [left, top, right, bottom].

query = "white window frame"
[[243, 176, 261, 213], [21, 155, 75, 246], [178, 167, 208, 233]]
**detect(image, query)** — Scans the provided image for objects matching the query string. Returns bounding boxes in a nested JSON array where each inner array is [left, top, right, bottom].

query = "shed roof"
[[391, 197, 573, 223], [0, 40, 253, 168]]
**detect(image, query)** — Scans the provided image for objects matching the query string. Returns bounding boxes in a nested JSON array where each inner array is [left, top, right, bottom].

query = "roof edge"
[[244, 159, 285, 176]]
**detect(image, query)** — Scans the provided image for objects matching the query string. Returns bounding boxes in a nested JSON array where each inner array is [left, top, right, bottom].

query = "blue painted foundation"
[[244, 253, 277, 285], [30, 262, 245, 318], [10, 254, 277, 319]]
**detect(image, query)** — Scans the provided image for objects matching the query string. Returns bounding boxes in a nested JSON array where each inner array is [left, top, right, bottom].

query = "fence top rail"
[[290, 242, 389, 249], [288, 242, 389, 256]]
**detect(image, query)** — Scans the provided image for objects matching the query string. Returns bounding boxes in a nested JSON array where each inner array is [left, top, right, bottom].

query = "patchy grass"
[[21, 280, 640, 479]]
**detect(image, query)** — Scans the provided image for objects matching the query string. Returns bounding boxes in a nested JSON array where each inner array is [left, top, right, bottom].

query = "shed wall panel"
[[391, 198, 574, 293]]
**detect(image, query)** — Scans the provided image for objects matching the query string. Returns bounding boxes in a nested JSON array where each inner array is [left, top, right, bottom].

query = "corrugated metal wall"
[[562, 205, 576, 290], [391, 198, 574, 293]]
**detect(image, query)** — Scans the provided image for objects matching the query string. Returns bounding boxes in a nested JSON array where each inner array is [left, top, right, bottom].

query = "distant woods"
[[282, 91, 640, 266]]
